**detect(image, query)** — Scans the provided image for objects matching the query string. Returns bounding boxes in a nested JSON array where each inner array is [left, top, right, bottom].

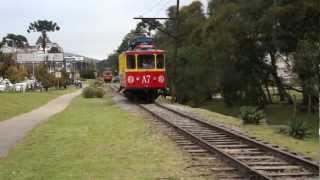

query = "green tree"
[[4, 65, 28, 83], [272, 0, 320, 109], [27, 20, 60, 52], [0, 54, 28, 83], [2, 34, 28, 48], [97, 52, 119, 75], [294, 39, 319, 112], [0, 54, 16, 77], [117, 26, 146, 53], [154, 1, 208, 105], [54, 71, 70, 89], [112, 0, 319, 110], [175, 46, 214, 106], [35, 64, 54, 91]]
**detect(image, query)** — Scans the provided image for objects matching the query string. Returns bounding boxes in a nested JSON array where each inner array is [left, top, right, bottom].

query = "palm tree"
[[27, 20, 60, 52]]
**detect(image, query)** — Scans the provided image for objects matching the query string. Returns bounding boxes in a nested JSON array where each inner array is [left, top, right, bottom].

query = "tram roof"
[[124, 49, 165, 55]]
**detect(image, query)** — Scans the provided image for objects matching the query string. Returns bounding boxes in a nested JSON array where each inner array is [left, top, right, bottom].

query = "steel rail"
[[140, 104, 271, 180]]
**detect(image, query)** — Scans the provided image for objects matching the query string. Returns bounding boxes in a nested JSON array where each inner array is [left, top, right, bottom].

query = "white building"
[[1, 36, 64, 74], [64, 55, 85, 73]]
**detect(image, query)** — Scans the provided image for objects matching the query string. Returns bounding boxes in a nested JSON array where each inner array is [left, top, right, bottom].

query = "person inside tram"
[[141, 56, 154, 69]]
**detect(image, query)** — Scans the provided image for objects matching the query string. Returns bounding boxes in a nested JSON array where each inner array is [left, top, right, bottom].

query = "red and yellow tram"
[[118, 36, 166, 102]]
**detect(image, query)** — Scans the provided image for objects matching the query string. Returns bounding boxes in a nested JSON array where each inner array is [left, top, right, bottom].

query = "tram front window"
[[138, 55, 155, 69], [127, 55, 136, 69], [156, 54, 165, 69]]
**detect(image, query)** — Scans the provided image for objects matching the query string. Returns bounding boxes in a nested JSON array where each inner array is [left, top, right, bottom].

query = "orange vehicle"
[[102, 70, 113, 82]]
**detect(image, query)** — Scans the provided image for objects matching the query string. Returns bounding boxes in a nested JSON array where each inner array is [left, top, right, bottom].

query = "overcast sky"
[[0, 0, 208, 60]]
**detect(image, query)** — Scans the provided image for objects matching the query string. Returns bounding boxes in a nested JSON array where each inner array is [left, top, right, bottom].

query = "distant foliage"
[[288, 119, 309, 139], [97, 53, 119, 75], [240, 106, 266, 124], [80, 63, 96, 79], [0, 54, 28, 83], [4, 65, 28, 83], [2, 33, 29, 48], [54, 71, 71, 89], [35, 64, 52, 89]]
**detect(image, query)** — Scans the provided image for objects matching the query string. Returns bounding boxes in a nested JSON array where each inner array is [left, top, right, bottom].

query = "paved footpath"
[[0, 90, 81, 157]]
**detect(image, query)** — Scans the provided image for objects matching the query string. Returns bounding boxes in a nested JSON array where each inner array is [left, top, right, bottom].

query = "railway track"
[[110, 85, 319, 179], [148, 115, 247, 179], [139, 103, 319, 180]]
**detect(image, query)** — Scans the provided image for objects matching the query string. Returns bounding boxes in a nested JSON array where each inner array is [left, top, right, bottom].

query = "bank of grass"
[[0, 95, 191, 179], [200, 98, 319, 137], [0, 88, 76, 122], [192, 108, 319, 160]]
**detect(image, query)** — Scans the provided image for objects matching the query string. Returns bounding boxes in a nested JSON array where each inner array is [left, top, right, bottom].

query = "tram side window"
[[156, 54, 164, 69], [127, 55, 136, 69], [138, 55, 155, 69]]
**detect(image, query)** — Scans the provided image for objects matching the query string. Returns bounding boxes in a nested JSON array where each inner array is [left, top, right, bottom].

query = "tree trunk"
[[308, 94, 312, 114], [264, 79, 273, 104], [301, 83, 309, 105], [269, 52, 293, 104], [41, 31, 47, 53], [258, 80, 268, 107], [300, 81, 319, 113]]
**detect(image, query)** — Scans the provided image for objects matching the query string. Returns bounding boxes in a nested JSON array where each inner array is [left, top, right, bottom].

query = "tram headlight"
[[127, 76, 135, 84], [158, 75, 165, 83]]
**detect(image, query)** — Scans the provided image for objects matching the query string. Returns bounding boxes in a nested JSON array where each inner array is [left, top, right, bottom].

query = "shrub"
[[288, 119, 309, 139], [240, 106, 265, 124], [93, 80, 104, 87], [95, 87, 105, 98], [82, 86, 105, 98], [82, 87, 96, 98]]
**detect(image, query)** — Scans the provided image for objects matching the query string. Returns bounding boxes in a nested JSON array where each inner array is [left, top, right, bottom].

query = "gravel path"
[[0, 90, 81, 157]]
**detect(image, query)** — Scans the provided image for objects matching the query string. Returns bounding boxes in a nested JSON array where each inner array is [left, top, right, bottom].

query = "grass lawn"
[[192, 107, 319, 160], [0, 88, 76, 122], [0, 94, 190, 179], [200, 99, 318, 135]]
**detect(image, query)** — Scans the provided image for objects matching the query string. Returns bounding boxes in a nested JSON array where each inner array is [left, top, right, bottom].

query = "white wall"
[[17, 52, 63, 63]]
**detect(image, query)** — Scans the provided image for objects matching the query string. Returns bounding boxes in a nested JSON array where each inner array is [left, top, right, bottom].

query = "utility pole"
[[172, 0, 180, 102], [134, 0, 180, 102]]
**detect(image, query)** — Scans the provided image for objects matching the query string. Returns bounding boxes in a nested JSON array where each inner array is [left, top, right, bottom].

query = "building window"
[[138, 55, 155, 69], [127, 55, 136, 69]]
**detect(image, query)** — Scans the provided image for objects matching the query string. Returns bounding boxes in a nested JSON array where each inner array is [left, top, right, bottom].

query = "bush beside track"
[[82, 80, 106, 98]]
